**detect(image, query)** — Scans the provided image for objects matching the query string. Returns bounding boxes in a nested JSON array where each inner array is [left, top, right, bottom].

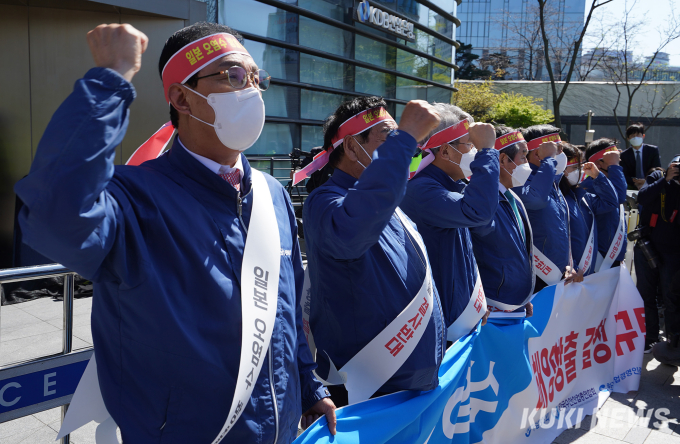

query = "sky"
[[585, 0, 680, 66]]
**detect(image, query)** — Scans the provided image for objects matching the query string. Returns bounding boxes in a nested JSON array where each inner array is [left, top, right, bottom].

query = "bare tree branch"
[[599, 0, 680, 142], [538, 0, 614, 128]]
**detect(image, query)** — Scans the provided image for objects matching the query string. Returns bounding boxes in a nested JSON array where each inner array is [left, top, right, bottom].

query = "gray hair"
[[421, 103, 474, 154]]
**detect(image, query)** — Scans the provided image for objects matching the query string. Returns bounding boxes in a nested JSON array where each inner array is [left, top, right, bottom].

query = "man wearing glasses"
[[14, 22, 335, 443]]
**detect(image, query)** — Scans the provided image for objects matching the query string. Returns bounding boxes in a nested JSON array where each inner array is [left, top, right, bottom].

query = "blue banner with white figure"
[[295, 266, 644, 444]]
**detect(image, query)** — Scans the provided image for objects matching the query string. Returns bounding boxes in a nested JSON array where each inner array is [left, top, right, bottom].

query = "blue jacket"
[[13, 68, 326, 444], [563, 174, 618, 275], [581, 165, 628, 262], [401, 149, 499, 327], [514, 158, 571, 275], [470, 186, 534, 310], [303, 131, 446, 394]]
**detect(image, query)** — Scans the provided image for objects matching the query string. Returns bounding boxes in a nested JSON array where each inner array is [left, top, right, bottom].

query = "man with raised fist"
[[302, 96, 447, 407], [15, 22, 335, 443]]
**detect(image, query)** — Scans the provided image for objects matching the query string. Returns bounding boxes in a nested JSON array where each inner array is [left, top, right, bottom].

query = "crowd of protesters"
[[10, 20, 680, 444]]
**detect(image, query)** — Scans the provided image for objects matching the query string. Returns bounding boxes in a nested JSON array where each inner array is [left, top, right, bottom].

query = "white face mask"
[[554, 151, 568, 175], [447, 146, 478, 178], [630, 136, 643, 147], [566, 169, 581, 186], [353, 137, 372, 170], [184, 86, 265, 151], [504, 159, 532, 187]]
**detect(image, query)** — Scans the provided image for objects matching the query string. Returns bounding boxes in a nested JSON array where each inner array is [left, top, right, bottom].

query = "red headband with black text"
[[419, 119, 470, 151], [588, 145, 618, 163], [290, 107, 395, 185], [494, 131, 525, 151], [161, 33, 250, 103], [526, 132, 561, 151]]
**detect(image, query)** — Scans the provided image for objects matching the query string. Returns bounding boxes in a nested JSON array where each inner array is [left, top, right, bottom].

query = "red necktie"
[[219, 170, 241, 191]]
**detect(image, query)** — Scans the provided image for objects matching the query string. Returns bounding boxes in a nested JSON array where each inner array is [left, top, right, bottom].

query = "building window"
[[248, 123, 299, 156], [217, 0, 457, 157]]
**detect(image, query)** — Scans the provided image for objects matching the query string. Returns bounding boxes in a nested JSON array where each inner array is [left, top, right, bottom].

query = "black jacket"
[[637, 173, 680, 255], [620, 144, 662, 190]]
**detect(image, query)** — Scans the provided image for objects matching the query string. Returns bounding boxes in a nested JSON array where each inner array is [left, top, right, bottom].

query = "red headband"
[[494, 131, 525, 150], [290, 107, 394, 185], [526, 133, 561, 151], [588, 145, 618, 163], [567, 159, 580, 167], [330, 107, 395, 149], [161, 33, 251, 103], [420, 119, 470, 151]]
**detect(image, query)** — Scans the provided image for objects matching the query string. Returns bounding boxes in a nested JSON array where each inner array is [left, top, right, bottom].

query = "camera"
[[668, 159, 680, 182], [627, 226, 660, 269]]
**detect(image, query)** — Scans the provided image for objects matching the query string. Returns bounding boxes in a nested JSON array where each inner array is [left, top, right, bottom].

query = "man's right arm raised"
[[305, 101, 439, 260], [14, 24, 147, 280]]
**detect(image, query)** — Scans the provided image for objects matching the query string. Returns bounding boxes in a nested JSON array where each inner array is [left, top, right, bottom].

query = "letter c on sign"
[[0, 382, 21, 407]]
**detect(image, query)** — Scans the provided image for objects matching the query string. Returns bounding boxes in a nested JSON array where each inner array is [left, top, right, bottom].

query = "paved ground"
[[0, 296, 678, 444]]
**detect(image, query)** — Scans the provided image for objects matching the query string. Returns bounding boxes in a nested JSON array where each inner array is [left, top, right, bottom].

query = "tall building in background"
[[217, 0, 460, 157], [457, 0, 586, 80]]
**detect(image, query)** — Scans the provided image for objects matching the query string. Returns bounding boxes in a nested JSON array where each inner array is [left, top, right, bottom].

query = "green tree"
[[451, 80, 499, 121], [452, 80, 554, 127], [487, 92, 555, 128]]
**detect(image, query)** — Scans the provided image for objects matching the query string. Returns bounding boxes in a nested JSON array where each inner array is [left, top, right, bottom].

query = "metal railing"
[[0, 264, 90, 444], [247, 156, 311, 210]]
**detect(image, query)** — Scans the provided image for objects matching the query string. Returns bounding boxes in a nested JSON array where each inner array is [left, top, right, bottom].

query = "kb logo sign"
[[355, 0, 415, 42]]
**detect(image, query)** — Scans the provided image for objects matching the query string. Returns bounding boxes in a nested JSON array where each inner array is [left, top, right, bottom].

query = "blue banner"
[[295, 286, 555, 444], [295, 268, 644, 444]]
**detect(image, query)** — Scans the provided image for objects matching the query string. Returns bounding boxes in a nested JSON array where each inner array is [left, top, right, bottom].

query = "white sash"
[[597, 204, 626, 272], [315, 208, 434, 405], [300, 266, 316, 359], [531, 184, 573, 286], [486, 190, 536, 312], [212, 169, 281, 443], [578, 197, 596, 273], [58, 170, 281, 444], [446, 269, 486, 342], [532, 247, 563, 285]]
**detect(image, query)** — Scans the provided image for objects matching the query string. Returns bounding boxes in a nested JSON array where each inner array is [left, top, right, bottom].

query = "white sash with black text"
[[58, 169, 281, 444], [211, 169, 281, 443], [446, 268, 486, 342], [315, 208, 434, 405], [485, 189, 536, 314], [596, 204, 626, 272], [578, 197, 596, 273]]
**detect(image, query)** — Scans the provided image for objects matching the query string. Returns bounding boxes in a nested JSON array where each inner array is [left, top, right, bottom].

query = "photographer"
[[640, 155, 680, 365], [631, 167, 664, 353]]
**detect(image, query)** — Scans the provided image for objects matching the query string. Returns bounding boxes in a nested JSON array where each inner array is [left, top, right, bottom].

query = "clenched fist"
[[536, 142, 558, 160], [87, 24, 148, 82], [602, 150, 620, 166], [398, 100, 440, 144], [467, 123, 496, 150], [582, 162, 599, 178]]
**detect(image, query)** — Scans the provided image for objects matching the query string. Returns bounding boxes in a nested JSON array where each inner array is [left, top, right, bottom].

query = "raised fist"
[[398, 100, 440, 144], [467, 123, 496, 150], [602, 150, 620, 166], [87, 24, 148, 82], [536, 142, 558, 160], [582, 162, 599, 178]]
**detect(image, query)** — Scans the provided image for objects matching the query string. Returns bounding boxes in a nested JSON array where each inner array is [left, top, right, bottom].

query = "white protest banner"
[[295, 266, 644, 444]]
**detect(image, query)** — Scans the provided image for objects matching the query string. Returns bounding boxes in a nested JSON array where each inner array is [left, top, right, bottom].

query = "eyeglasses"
[[195, 65, 271, 91]]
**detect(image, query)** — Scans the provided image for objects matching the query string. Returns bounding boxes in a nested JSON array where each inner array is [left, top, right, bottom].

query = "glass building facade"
[[218, 0, 460, 157], [457, 0, 585, 80]]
